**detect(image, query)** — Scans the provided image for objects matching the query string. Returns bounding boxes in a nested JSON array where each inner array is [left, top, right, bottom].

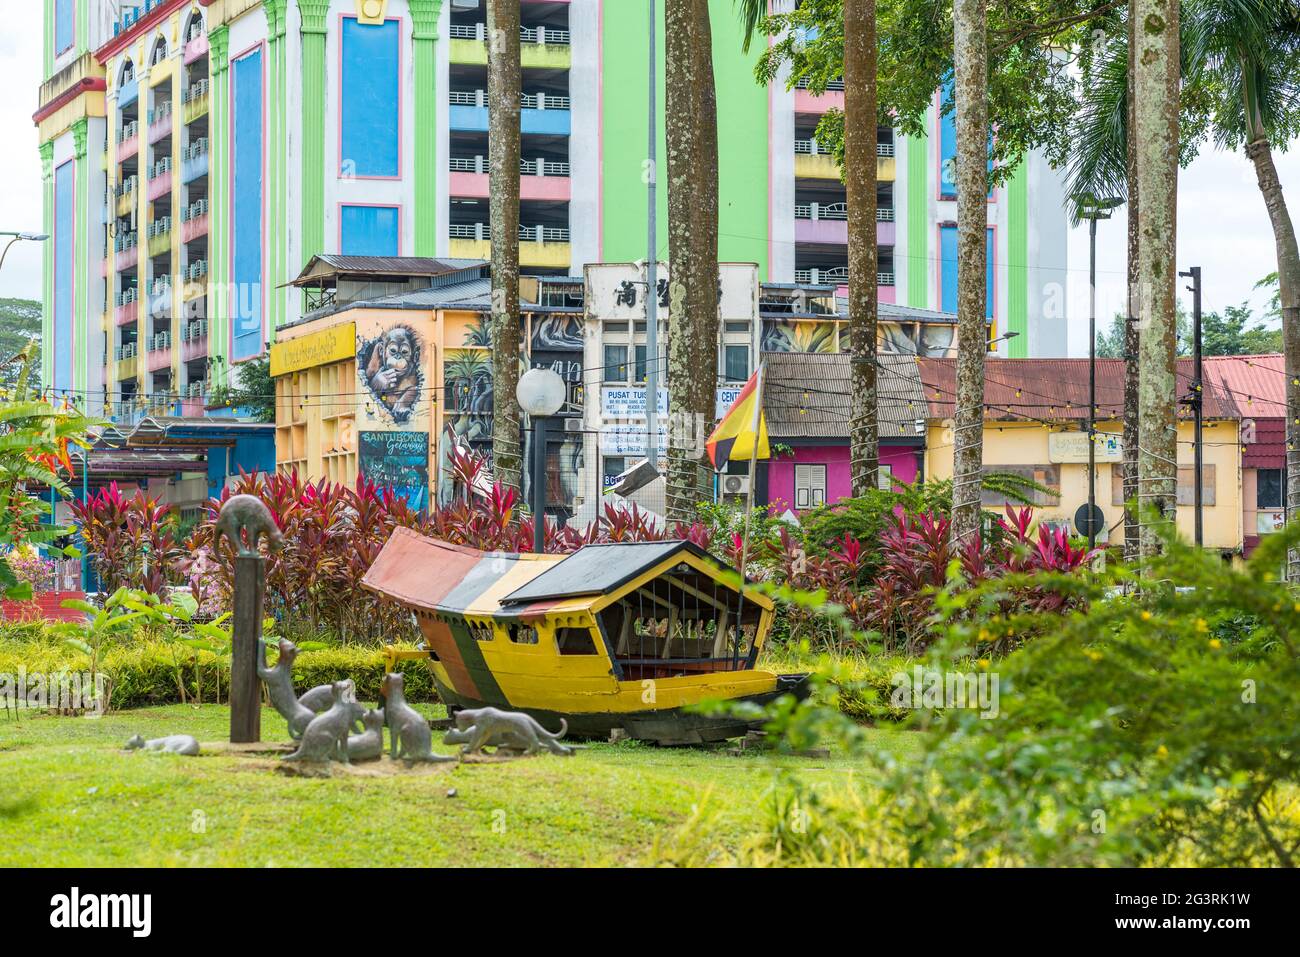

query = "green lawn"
[[0, 704, 919, 866]]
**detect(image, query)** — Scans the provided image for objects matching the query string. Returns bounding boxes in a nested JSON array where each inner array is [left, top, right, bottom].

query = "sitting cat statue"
[[381, 673, 454, 764], [125, 733, 201, 756], [346, 708, 386, 762], [257, 637, 316, 740], [283, 681, 365, 764]]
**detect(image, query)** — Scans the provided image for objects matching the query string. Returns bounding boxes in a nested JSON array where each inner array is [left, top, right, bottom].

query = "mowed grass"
[[0, 704, 920, 867]]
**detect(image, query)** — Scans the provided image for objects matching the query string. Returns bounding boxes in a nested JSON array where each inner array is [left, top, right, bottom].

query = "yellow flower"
[[1084, 649, 1103, 662], [977, 658, 990, 670], [1209, 639, 1222, 650], [1156, 745, 1169, 758], [1140, 610, 1152, 621]]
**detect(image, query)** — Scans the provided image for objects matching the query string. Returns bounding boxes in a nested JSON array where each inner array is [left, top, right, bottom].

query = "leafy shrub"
[[68, 483, 181, 595], [742, 517, 1300, 867]]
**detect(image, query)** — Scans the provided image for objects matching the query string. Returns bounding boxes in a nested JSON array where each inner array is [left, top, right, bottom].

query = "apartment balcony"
[[794, 77, 844, 114], [146, 331, 173, 373], [182, 80, 209, 124], [147, 104, 172, 143], [114, 290, 140, 326], [449, 224, 570, 270], [147, 160, 172, 201], [118, 76, 139, 110], [794, 140, 895, 181], [117, 121, 140, 163], [183, 33, 209, 65], [114, 233, 139, 272], [183, 261, 209, 301], [181, 139, 209, 184], [115, 344, 139, 381], [37, 52, 105, 120], [148, 279, 172, 319], [181, 200, 209, 243], [146, 217, 172, 258], [793, 203, 896, 245], [115, 177, 138, 217], [449, 155, 571, 202], [181, 319, 208, 363], [448, 23, 571, 69], [449, 90, 571, 136]]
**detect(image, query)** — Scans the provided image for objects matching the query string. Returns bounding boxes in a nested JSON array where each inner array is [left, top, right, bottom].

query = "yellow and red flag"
[[707, 365, 770, 469]]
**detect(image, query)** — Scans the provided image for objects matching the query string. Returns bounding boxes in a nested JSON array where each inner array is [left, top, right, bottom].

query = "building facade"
[[38, 0, 1071, 422]]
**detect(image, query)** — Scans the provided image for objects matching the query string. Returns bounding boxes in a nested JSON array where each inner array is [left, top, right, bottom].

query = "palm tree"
[[738, 0, 879, 496], [844, 0, 880, 495], [1184, 0, 1300, 577], [665, 0, 720, 523], [1132, 0, 1180, 556], [950, 0, 989, 546], [487, 0, 523, 497]]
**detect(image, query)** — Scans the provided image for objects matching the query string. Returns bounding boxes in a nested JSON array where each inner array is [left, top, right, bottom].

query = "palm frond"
[[1062, 34, 1129, 226]]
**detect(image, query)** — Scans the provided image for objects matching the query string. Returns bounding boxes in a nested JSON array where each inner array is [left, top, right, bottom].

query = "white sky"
[[3, 12, 1299, 357]]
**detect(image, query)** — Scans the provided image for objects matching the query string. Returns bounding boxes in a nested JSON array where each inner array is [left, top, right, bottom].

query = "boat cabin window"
[[468, 622, 495, 642], [556, 627, 599, 655], [596, 562, 763, 678], [507, 624, 539, 645]]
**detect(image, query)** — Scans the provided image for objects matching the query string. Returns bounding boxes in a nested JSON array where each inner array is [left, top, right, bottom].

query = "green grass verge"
[[0, 703, 920, 867]]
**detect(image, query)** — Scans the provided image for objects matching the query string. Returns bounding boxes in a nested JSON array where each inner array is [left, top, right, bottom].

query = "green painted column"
[[72, 119, 89, 397], [410, 1, 443, 257], [43, 0, 52, 76], [39, 142, 54, 392], [209, 25, 230, 387], [1005, 162, 1029, 357], [264, 0, 286, 337], [906, 123, 929, 310], [299, 1, 330, 265]]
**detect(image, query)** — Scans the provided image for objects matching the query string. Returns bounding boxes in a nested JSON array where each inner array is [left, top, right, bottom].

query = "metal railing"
[[794, 203, 895, 222], [115, 176, 138, 197], [183, 320, 208, 342], [146, 216, 172, 238], [795, 139, 894, 157], [118, 120, 139, 143], [148, 102, 172, 125], [183, 138, 209, 161], [793, 267, 895, 285], [449, 156, 570, 176], [115, 343, 138, 360], [114, 232, 139, 252], [448, 23, 570, 44], [182, 79, 209, 103], [149, 330, 172, 351], [448, 223, 571, 242], [182, 198, 209, 221], [148, 157, 172, 179], [187, 260, 208, 280], [795, 77, 845, 91], [149, 277, 170, 297], [116, 288, 140, 307], [449, 89, 570, 110]]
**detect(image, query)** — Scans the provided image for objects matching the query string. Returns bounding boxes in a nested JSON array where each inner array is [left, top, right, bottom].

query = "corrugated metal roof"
[[1204, 354, 1287, 417], [763, 352, 927, 437], [293, 255, 485, 282], [500, 540, 714, 605], [916, 357, 1241, 421]]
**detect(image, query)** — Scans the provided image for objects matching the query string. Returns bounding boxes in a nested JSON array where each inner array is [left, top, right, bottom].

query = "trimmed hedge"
[[0, 634, 435, 711]]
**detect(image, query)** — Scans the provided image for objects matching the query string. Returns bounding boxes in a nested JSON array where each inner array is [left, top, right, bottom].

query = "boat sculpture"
[[363, 528, 809, 744]]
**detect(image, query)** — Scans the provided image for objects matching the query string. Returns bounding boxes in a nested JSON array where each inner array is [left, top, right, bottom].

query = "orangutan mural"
[[357, 323, 425, 424]]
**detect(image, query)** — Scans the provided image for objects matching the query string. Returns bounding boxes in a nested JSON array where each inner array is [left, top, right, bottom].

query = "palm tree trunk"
[[1245, 135, 1300, 580], [487, 0, 523, 498], [664, 0, 719, 522], [1123, 2, 1140, 563], [950, 0, 988, 546], [845, 0, 879, 496], [1133, 0, 1179, 556]]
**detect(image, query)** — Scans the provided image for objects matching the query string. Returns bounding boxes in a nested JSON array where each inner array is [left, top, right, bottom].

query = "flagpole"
[[733, 363, 764, 670]]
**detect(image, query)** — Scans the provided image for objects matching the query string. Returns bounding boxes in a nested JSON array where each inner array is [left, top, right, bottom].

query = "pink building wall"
[[765, 443, 921, 513]]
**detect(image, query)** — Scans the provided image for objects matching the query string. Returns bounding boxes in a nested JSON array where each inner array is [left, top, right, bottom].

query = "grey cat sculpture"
[[257, 637, 318, 739], [214, 494, 284, 557], [381, 673, 454, 763], [283, 681, 366, 763], [346, 708, 386, 762], [443, 706, 573, 757], [125, 733, 201, 756], [297, 683, 335, 713]]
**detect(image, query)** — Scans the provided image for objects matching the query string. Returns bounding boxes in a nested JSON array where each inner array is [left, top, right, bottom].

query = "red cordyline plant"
[[176, 450, 714, 643], [68, 482, 181, 596]]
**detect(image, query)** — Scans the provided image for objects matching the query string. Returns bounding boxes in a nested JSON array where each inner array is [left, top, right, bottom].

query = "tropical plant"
[[665, 0, 721, 523], [67, 482, 182, 595], [487, 0, 524, 498]]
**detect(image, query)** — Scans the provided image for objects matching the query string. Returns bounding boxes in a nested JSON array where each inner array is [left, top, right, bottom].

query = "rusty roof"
[[915, 357, 1242, 422], [1203, 354, 1287, 418], [763, 353, 926, 437]]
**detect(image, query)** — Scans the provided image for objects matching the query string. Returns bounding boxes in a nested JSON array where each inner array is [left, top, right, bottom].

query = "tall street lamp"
[[1074, 195, 1123, 549], [516, 367, 567, 553], [0, 231, 49, 273]]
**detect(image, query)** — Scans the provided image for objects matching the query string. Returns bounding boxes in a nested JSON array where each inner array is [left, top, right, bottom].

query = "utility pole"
[[1179, 266, 1204, 546], [644, 0, 660, 473]]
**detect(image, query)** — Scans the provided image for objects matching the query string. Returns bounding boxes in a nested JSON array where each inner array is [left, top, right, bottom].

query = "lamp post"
[[1074, 195, 1123, 549], [516, 367, 567, 553], [0, 231, 50, 273]]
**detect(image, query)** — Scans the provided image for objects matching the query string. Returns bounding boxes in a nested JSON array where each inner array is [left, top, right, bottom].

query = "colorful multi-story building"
[[37, 0, 1070, 421]]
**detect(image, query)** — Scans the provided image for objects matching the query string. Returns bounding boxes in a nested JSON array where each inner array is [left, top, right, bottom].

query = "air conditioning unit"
[[722, 474, 750, 496]]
